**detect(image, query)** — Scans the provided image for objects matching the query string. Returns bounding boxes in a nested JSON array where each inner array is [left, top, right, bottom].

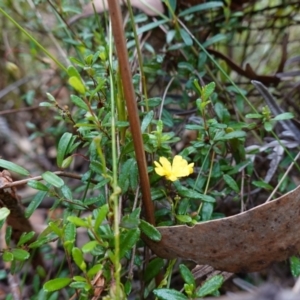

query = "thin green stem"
[[0, 7, 67, 73], [197, 149, 215, 215], [108, 19, 121, 299]]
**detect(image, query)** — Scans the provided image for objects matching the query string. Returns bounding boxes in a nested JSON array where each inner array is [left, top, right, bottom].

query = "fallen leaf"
[[146, 185, 300, 272]]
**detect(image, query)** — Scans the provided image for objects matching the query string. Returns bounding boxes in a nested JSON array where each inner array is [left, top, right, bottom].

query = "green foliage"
[[0, 0, 297, 298], [290, 256, 300, 277]]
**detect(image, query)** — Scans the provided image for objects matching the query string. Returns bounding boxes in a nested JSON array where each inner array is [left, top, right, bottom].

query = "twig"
[[0, 105, 40, 115], [0, 171, 99, 189], [107, 0, 155, 226]]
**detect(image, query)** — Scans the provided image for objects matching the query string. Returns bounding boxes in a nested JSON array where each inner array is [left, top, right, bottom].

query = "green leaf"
[[129, 162, 138, 190], [57, 132, 74, 167], [201, 202, 214, 221], [144, 258, 164, 283], [121, 134, 149, 157], [215, 130, 246, 140], [67, 65, 81, 79], [178, 62, 194, 72], [49, 222, 63, 238], [61, 156, 73, 169], [175, 184, 215, 202], [180, 29, 193, 46], [137, 19, 168, 35], [87, 264, 103, 278], [3, 251, 13, 262], [82, 241, 98, 253], [70, 95, 89, 111], [0, 207, 10, 221], [290, 256, 300, 277], [223, 174, 239, 192], [153, 288, 188, 300], [168, 0, 177, 13], [120, 214, 140, 229], [264, 121, 273, 132], [73, 276, 87, 282], [68, 76, 86, 94], [11, 249, 30, 261], [25, 191, 48, 218], [94, 204, 109, 231], [124, 280, 132, 296], [70, 281, 91, 290], [119, 228, 140, 258], [245, 113, 262, 119], [179, 264, 195, 286], [273, 112, 294, 121], [139, 220, 161, 242], [67, 216, 89, 228], [5, 226, 12, 245], [63, 223, 76, 255], [43, 278, 72, 292], [179, 1, 223, 17], [72, 247, 86, 271], [202, 82, 215, 101], [176, 215, 192, 223], [0, 159, 29, 176], [252, 180, 273, 190], [195, 274, 224, 297], [46, 93, 56, 102], [64, 222, 76, 242], [141, 111, 154, 133], [119, 158, 136, 193], [27, 180, 49, 191], [29, 236, 51, 248], [203, 33, 227, 48], [17, 231, 35, 246], [42, 171, 64, 188], [39, 102, 53, 107], [61, 185, 73, 200], [214, 102, 230, 123]]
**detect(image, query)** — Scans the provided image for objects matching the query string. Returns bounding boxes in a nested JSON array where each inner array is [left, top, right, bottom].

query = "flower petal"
[[187, 163, 194, 174], [166, 174, 179, 181], [159, 157, 172, 172], [172, 155, 193, 178], [154, 161, 166, 176]]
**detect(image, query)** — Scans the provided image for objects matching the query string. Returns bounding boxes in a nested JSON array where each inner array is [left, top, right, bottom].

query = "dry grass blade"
[[147, 185, 300, 272]]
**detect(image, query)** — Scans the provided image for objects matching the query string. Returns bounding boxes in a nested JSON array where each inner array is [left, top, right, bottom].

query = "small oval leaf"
[[179, 264, 195, 286], [0, 159, 29, 176], [11, 249, 30, 261], [0, 207, 10, 221], [140, 220, 161, 241], [27, 180, 49, 191], [195, 274, 224, 297], [72, 247, 86, 271], [42, 171, 64, 188], [43, 278, 72, 292], [153, 288, 188, 300], [57, 132, 73, 167]]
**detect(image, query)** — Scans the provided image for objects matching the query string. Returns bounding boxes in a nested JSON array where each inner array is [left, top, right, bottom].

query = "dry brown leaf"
[[146, 185, 300, 273], [68, 0, 164, 24], [92, 271, 105, 300]]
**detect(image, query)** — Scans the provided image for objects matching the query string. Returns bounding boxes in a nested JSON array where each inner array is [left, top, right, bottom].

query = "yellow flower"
[[154, 155, 194, 181]]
